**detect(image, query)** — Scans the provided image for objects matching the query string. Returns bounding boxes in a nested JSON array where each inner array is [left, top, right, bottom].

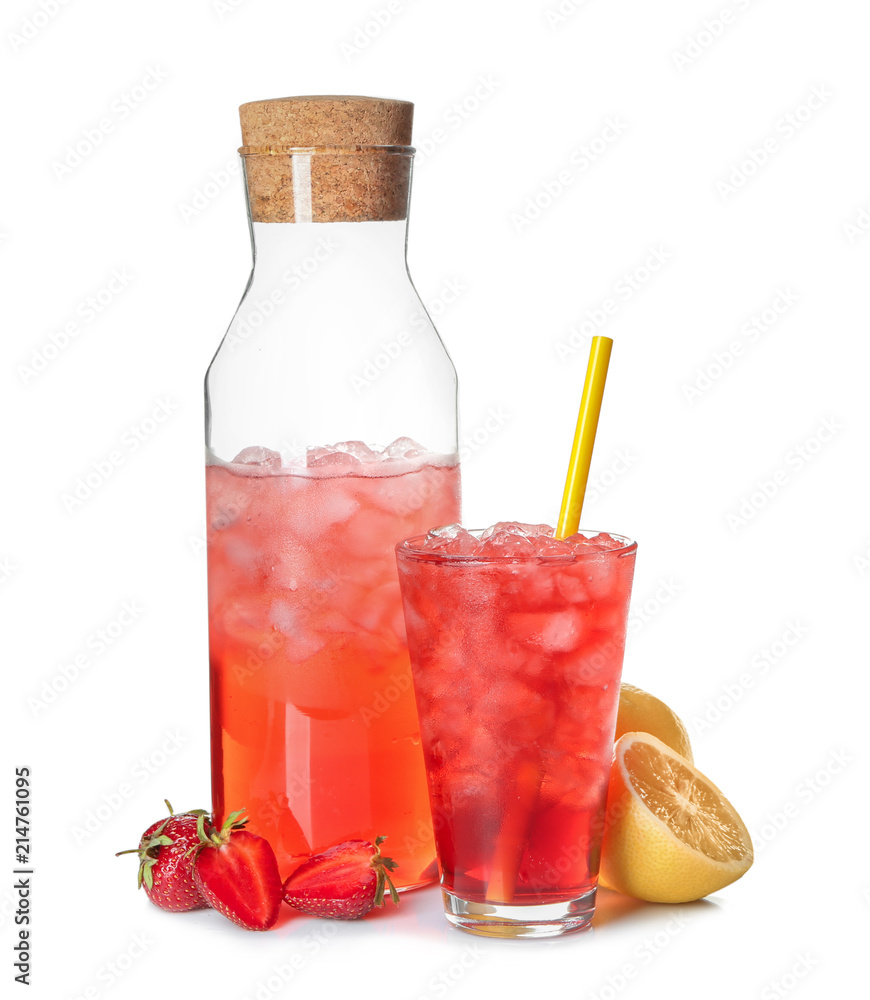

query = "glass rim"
[[396, 528, 637, 564], [238, 144, 415, 157]]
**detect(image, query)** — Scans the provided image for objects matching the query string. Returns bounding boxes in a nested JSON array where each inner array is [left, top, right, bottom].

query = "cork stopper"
[[238, 95, 414, 223]]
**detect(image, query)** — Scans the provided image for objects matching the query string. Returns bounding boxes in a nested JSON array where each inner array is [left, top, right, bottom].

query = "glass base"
[[442, 888, 597, 938]]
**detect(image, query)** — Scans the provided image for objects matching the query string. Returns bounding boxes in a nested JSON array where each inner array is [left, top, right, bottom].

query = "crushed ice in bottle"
[[306, 438, 431, 469], [385, 436, 426, 460], [232, 446, 282, 468]]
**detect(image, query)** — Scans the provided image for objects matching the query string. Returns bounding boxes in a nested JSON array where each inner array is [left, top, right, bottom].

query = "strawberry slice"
[[191, 810, 283, 931], [116, 800, 210, 913], [282, 836, 400, 920]]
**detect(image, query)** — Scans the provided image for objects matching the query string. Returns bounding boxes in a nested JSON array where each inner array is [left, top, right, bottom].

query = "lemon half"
[[599, 732, 753, 903]]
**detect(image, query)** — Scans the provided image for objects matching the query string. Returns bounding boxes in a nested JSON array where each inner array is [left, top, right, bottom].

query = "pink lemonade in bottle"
[[206, 97, 461, 889], [397, 523, 636, 908], [208, 441, 460, 886]]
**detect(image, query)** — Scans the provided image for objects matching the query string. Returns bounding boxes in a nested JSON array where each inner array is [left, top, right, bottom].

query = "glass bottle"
[[204, 96, 460, 889]]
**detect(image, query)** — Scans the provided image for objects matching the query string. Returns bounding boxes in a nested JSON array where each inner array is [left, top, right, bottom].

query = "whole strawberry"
[[190, 810, 283, 931], [282, 836, 400, 920], [116, 800, 209, 912]]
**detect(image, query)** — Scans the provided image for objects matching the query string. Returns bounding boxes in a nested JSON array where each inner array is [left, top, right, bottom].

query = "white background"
[[4, 0, 868, 997]]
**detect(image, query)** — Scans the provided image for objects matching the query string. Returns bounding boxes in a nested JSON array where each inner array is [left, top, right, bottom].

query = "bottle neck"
[[248, 219, 409, 290]]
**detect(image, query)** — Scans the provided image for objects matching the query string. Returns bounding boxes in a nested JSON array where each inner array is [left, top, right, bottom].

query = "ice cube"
[[591, 532, 627, 550], [479, 678, 555, 744], [444, 532, 481, 556], [422, 524, 479, 555], [555, 568, 591, 604], [268, 599, 327, 660], [564, 636, 623, 686], [508, 609, 584, 652], [532, 536, 574, 557], [347, 581, 401, 635], [225, 535, 266, 574], [306, 447, 359, 468], [428, 523, 465, 540], [524, 524, 556, 538], [480, 521, 525, 539], [420, 524, 463, 552], [566, 531, 626, 552], [232, 446, 282, 468], [335, 440, 381, 462], [480, 522, 552, 539], [290, 487, 359, 539], [477, 531, 536, 557], [539, 609, 585, 651], [384, 436, 427, 460], [582, 555, 620, 601]]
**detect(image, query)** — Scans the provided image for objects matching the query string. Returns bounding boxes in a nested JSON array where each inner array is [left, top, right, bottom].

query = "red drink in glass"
[[396, 523, 636, 935], [207, 443, 460, 887]]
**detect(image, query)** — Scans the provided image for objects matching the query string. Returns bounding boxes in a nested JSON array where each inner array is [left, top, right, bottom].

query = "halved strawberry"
[[116, 800, 209, 912], [190, 810, 282, 931], [282, 836, 400, 920]]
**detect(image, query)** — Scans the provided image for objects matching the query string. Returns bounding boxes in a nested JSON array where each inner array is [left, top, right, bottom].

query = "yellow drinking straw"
[[485, 337, 614, 913], [555, 336, 614, 539]]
